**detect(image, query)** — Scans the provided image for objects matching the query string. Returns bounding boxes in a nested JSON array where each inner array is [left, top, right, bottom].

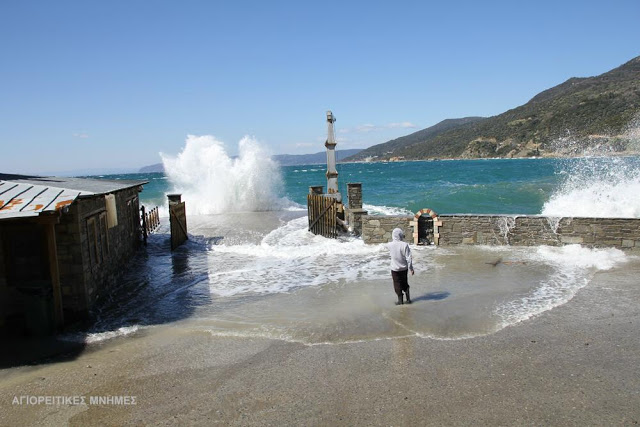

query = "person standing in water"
[[387, 228, 414, 305]]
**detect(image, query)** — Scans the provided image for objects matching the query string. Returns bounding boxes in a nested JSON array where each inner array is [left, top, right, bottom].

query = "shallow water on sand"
[[67, 211, 633, 345]]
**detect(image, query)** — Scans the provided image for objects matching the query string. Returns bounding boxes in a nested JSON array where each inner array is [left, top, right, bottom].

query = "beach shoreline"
[[1, 260, 639, 426]]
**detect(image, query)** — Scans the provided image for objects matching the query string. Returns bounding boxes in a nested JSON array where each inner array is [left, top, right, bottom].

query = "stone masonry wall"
[[362, 214, 640, 250], [361, 215, 414, 244], [56, 203, 86, 317], [56, 187, 142, 319], [438, 215, 640, 249], [81, 189, 141, 312], [0, 230, 7, 330]]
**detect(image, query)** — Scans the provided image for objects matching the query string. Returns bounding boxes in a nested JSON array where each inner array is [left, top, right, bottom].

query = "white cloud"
[[295, 142, 313, 148], [355, 124, 378, 133], [387, 122, 417, 129], [73, 133, 89, 139]]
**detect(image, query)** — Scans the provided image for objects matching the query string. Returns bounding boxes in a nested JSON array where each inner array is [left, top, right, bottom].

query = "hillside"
[[346, 117, 485, 161], [346, 56, 640, 161], [139, 163, 164, 173]]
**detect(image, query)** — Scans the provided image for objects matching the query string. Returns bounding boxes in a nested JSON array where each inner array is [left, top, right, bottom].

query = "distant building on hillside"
[[0, 174, 148, 336]]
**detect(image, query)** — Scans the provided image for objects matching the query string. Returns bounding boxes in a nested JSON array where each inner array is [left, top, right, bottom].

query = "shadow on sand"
[[1, 232, 216, 369], [0, 337, 86, 369], [411, 291, 451, 303]]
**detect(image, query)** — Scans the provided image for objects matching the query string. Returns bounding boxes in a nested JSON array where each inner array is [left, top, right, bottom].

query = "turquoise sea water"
[[105, 156, 639, 217], [288, 158, 558, 215]]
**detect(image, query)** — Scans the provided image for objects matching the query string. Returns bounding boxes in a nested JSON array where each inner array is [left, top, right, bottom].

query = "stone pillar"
[[309, 186, 324, 195], [346, 183, 366, 236], [325, 111, 340, 201], [348, 208, 368, 236], [347, 183, 363, 210], [167, 194, 182, 205]]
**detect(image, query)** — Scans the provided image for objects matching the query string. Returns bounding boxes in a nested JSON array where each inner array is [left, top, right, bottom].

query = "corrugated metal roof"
[[0, 182, 88, 219], [0, 174, 148, 220], [0, 174, 148, 195]]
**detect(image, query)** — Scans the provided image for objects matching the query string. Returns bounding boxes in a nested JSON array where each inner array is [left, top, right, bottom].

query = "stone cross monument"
[[325, 110, 341, 202]]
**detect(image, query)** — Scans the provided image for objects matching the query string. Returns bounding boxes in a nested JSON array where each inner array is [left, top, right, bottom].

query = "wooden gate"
[[307, 194, 338, 238], [169, 201, 188, 250]]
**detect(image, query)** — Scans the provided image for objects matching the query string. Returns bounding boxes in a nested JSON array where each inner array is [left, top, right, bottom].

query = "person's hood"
[[392, 228, 404, 241]]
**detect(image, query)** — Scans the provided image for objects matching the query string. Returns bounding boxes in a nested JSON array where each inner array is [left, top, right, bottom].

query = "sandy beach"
[[1, 254, 639, 426]]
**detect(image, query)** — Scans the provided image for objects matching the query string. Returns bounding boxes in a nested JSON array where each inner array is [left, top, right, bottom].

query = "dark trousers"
[[391, 269, 410, 296]]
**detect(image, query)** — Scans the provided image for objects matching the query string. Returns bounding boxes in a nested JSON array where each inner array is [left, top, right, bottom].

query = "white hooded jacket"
[[387, 228, 413, 272]]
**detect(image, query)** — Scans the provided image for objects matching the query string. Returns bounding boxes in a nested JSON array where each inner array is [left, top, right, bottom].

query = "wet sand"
[[1, 262, 639, 426]]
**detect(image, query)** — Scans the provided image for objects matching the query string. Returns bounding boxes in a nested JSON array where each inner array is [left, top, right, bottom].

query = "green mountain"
[[345, 117, 486, 161], [346, 56, 640, 161]]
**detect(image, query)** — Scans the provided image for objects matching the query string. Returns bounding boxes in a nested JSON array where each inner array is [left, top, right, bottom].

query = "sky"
[[1, 0, 639, 175]]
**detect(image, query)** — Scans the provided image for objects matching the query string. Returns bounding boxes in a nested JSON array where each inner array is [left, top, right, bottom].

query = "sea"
[[67, 136, 640, 345]]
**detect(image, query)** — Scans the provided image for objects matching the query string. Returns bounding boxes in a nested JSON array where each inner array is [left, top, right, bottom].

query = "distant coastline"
[[347, 150, 640, 164], [136, 150, 640, 174], [138, 149, 364, 173]]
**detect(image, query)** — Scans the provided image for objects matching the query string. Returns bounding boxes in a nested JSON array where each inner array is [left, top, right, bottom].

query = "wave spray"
[[541, 156, 640, 218], [161, 135, 292, 214]]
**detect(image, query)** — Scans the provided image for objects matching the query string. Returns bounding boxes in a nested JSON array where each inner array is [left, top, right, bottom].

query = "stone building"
[[0, 174, 147, 336]]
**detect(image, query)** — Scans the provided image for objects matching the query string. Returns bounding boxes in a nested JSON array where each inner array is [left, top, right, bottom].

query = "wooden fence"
[[141, 205, 160, 244], [307, 194, 338, 238]]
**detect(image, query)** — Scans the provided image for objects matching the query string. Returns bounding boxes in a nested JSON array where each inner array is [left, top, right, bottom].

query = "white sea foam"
[[207, 216, 389, 296], [161, 135, 294, 215], [202, 328, 415, 347], [60, 325, 141, 344], [363, 204, 414, 216], [85, 325, 142, 343], [495, 245, 628, 327], [542, 156, 640, 218]]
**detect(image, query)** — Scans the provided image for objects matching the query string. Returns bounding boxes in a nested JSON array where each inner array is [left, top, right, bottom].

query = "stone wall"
[[438, 215, 640, 249], [57, 187, 142, 320], [362, 214, 640, 250], [56, 203, 85, 317], [361, 215, 414, 244], [0, 230, 7, 330], [0, 234, 5, 288]]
